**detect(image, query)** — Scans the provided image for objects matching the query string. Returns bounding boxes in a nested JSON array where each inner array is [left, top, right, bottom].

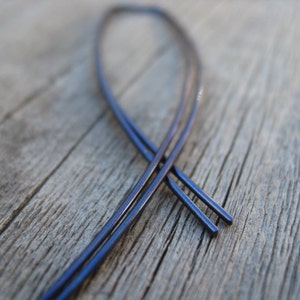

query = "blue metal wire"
[[39, 5, 232, 300]]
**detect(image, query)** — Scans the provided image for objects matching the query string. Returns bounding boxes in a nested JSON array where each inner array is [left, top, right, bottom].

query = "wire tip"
[[225, 215, 233, 225], [209, 227, 218, 237]]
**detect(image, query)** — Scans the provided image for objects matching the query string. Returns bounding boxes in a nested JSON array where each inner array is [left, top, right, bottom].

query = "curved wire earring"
[[40, 5, 232, 300]]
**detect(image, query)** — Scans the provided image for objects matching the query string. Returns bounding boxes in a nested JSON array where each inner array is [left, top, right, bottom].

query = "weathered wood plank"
[[0, 0, 192, 230], [0, 1, 299, 300]]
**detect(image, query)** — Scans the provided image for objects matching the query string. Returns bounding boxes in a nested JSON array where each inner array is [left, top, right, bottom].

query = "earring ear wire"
[[40, 5, 232, 300]]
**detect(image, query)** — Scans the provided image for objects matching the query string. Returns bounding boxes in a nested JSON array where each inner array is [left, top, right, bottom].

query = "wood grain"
[[0, 1, 299, 300]]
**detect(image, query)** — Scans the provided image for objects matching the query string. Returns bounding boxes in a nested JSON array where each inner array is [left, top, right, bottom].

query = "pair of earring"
[[40, 5, 232, 300]]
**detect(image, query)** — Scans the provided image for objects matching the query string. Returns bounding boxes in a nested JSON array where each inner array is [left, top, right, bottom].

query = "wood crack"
[[0, 62, 79, 126], [0, 111, 106, 235]]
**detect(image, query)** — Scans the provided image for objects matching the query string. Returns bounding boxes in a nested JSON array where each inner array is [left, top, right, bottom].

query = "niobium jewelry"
[[40, 5, 232, 300]]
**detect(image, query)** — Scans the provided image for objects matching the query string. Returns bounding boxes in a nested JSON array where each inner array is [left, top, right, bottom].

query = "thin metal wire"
[[115, 88, 233, 225], [40, 5, 232, 300]]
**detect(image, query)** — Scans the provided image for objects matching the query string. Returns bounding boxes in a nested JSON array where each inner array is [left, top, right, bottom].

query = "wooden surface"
[[0, 0, 299, 299]]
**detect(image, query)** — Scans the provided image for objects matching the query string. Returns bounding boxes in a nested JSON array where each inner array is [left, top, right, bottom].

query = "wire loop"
[[40, 5, 232, 300]]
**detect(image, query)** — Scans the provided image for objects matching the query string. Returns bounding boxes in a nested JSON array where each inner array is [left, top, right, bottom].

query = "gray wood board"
[[0, 0, 299, 299]]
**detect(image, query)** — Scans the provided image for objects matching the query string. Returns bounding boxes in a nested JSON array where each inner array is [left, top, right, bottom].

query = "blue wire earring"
[[40, 5, 232, 300]]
